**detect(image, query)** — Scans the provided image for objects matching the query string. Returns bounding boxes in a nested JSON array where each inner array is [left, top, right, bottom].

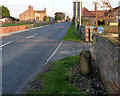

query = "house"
[[19, 5, 46, 21], [82, 7, 95, 25], [82, 6, 120, 25]]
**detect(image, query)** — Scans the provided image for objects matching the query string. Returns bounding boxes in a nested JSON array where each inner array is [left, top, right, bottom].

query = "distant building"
[[55, 12, 65, 21], [19, 5, 46, 21]]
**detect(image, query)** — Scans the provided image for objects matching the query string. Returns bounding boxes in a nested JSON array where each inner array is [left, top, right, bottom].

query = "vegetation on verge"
[[30, 55, 86, 95], [2, 23, 33, 27], [64, 23, 82, 41]]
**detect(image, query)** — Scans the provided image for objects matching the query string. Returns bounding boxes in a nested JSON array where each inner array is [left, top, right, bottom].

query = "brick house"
[[82, 7, 95, 25], [82, 6, 120, 25], [19, 5, 46, 21], [90, 6, 120, 22]]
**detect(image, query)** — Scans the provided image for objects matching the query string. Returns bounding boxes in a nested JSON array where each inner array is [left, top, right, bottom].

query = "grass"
[[30, 55, 87, 95], [1, 23, 33, 27], [98, 25, 105, 28], [63, 23, 82, 42]]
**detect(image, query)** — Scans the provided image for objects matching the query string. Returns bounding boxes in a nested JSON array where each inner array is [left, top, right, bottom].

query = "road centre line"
[[0, 41, 13, 48], [44, 40, 63, 65], [25, 34, 38, 39]]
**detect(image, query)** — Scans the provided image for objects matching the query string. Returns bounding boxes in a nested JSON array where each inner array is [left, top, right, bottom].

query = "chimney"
[[28, 5, 33, 10], [44, 8, 46, 16]]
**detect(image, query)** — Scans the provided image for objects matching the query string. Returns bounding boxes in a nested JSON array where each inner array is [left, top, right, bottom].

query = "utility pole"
[[118, 2, 120, 41], [75, 0, 78, 33], [95, 2, 98, 32], [80, 0, 82, 26], [53, 0, 54, 18], [79, 0, 82, 34]]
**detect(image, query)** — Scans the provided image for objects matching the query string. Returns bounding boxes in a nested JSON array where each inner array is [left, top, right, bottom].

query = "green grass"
[[63, 23, 82, 42], [30, 55, 87, 95], [93, 25, 105, 28], [98, 25, 105, 28], [1, 23, 33, 27]]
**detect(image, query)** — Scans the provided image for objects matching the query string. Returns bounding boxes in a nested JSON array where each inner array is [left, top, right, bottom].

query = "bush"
[[56, 17, 61, 20], [44, 16, 49, 21]]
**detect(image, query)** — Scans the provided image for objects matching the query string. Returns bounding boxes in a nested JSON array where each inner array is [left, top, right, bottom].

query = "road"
[[2, 22, 72, 94]]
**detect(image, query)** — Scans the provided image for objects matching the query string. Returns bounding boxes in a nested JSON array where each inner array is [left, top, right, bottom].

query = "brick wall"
[[93, 35, 120, 94], [1, 25, 28, 34]]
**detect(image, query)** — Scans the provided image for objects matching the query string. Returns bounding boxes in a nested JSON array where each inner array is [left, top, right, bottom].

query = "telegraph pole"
[[79, 0, 82, 34], [118, 2, 120, 41], [75, 0, 78, 33], [80, 0, 82, 26], [95, 2, 98, 32]]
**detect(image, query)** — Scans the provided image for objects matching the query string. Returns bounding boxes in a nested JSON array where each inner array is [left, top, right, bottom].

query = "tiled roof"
[[90, 6, 120, 15], [90, 10, 105, 15], [35, 10, 45, 13], [113, 6, 120, 11], [82, 7, 95, 17]]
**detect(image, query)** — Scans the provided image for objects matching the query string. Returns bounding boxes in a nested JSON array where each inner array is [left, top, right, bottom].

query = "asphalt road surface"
[[2, 22, 72, 94]]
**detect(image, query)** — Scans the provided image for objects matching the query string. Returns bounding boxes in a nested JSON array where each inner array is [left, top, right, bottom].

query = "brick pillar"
[[85, 27, 89, 41]]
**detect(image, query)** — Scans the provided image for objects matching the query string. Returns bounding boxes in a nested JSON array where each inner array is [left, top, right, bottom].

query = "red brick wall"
[[1, 25, 28, 34]]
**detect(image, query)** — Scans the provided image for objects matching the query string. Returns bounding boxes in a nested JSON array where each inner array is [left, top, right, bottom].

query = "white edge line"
[[0, 41, 13, 48], [44, 40, 63, 65]]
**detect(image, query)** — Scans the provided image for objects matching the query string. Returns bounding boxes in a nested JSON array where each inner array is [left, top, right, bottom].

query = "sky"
[[0, 0, 119, 19]]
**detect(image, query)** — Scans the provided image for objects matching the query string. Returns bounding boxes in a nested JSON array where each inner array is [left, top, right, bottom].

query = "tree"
[[1, 5, 10, 18], [55, 12, 65, 21], [44, 16, 49, 21], [56, 17, 61, 20]]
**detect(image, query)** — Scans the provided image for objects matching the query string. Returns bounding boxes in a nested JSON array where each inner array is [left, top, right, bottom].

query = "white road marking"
[[0, 48, 2, 51], [44, 40, 63, 65], [0, 41, 13, 48], [25, 34, 38, 39]]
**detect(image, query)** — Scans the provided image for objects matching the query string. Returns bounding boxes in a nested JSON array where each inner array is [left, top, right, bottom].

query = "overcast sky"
[[1, 0, 119, 19]]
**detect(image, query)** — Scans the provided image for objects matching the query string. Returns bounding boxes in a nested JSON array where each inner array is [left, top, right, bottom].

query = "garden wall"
[[1, 25, 28, 34], [93, 35, 120, 94]]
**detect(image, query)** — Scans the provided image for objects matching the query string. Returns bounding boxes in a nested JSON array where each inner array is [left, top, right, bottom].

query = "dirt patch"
[[69, 61, 107, 95]]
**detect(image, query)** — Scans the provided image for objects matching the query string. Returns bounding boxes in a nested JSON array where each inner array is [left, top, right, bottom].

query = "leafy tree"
[[1, 5, 10, 18], [55, 12, 65, 21], [44, 16, 49, 21], [56, 17, 61, 20]]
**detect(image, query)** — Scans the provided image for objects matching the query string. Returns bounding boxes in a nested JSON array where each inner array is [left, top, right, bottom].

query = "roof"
[[35, 10, 45, 13], [90, 10, 105, 15], [89, 6, 120, 15], [113, 6, 120, 11], [82, 7, 95, 17]]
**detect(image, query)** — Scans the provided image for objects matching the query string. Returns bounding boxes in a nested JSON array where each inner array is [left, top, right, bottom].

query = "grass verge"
[[2, 23, 33, 27], [63, 23, 82, 42], [29, 55, 86, 95]]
